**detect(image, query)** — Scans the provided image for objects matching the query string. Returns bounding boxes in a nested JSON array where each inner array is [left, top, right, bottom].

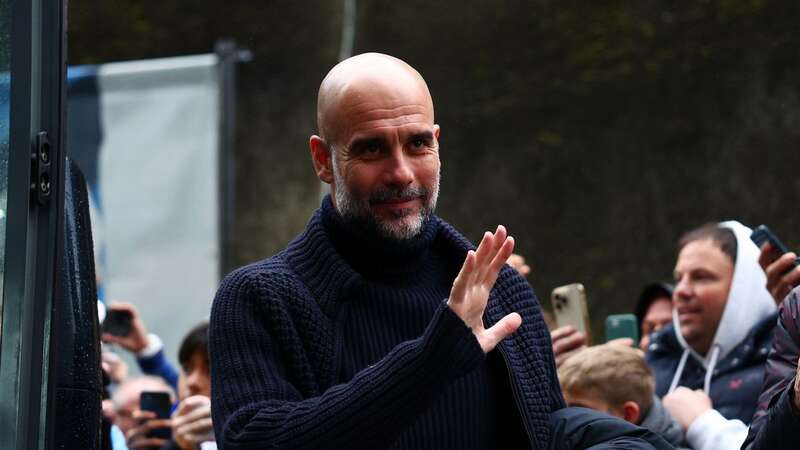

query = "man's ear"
[[621, 401, 641, 424], [309, 135, 333, 184], [434, 124, 441, 142]]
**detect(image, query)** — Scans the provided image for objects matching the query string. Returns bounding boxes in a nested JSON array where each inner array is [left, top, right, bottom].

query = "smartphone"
[[551, 283, 592, 343], [139, 391, 172, 439], [751, 225, 800, 268], [102, 309, 133, 337], [605, 314, 639, 344]]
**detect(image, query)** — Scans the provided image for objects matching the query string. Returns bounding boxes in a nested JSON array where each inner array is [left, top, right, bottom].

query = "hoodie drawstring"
[[668, 349, 690, 393], [703, 344, 721, 394], [668, 344, 722, 394]]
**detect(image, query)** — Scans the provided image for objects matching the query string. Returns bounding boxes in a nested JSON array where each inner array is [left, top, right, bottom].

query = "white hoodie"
[[668, 221, 776, 450]]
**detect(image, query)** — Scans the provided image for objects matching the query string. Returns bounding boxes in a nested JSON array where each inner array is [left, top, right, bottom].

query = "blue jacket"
[[646, 314, 777, 423], [549, 407, 674, 450]]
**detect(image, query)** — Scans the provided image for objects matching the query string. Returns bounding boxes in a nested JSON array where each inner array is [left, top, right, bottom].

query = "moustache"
[[368, 186, 429, 204]]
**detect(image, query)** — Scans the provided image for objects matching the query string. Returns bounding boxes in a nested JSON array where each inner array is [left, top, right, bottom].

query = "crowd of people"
[[99, 303, 216, 450], [548, 220, 800, 450], [97, 52, 800, 449]]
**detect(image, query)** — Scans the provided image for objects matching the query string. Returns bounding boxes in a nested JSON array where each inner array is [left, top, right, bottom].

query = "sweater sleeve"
[[685, 409, 747, 450], [137, 343, 180, 392], [209, 271, 485, 450]]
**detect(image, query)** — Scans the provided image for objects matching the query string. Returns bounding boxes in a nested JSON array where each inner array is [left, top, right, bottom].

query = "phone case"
[[605, 314, 639, 344], [551, 283, 592, 343]]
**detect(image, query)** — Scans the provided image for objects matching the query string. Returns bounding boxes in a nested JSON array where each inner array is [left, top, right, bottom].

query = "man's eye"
[[356, 142, 381, 155]]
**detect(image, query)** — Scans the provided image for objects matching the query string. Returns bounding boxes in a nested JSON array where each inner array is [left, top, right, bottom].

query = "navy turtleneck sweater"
[[209, 196, 556, 450]]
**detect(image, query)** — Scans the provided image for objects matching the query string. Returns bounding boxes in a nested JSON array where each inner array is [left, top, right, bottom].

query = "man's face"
[[181, 351, 211, 398], [638, 297, 673, 350], [326, 77, 441, 240], [673, 239, 734, 355]]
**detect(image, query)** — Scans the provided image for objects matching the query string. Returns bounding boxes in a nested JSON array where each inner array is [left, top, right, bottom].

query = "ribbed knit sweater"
[[209, 196, 564, 450]]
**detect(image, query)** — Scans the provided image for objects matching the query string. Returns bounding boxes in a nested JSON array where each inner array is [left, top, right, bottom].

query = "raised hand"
[[448, 225, 522, 353], [102, 302, 151, 353], [172, 395, 215, 449], [758, 243, 800, 304], [126, 410, 171, 450]]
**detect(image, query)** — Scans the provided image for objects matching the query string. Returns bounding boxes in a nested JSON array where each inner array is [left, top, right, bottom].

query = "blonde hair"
[[558, 344, 654, 413]]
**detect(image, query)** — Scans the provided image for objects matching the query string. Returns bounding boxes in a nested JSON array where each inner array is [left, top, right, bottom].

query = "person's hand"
[[101, 349, 129, 383], [126, 410, 171, 450], [551, 326, 587, 367], [758, 243, 800, 305], [102, 302, 151, 353], [606, 337, 635, 348], [662, 387, 713, 431], [506, 253, 531, 277], [448, 225, 522, 354], [172, 395, 214, 450]]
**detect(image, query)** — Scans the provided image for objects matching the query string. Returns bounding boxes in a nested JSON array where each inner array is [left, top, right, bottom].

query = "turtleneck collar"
[[319, 194, 440, 281]]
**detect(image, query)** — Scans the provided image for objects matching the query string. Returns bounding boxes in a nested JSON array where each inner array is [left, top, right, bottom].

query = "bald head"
[[316, 53, 434, 144]]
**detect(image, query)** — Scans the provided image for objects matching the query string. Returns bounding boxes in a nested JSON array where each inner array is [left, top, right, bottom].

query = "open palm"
[[448, 225, 522, 353]]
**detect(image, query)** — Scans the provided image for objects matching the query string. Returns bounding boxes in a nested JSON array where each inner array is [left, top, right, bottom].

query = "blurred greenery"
[[68, 0, 800, 335]]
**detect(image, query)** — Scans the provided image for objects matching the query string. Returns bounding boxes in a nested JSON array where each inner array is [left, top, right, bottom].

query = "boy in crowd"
[[126, 322, 215, 450], [558, 344, 687, 449]]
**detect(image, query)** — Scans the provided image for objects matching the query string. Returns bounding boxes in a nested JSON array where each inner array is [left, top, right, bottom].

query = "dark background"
[[67, 1, 800, 336]]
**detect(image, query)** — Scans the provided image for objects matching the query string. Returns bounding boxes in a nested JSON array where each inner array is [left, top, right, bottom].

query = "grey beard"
[[331, 152, 439, 240]]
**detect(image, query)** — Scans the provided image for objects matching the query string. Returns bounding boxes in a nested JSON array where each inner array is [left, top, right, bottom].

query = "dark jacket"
[[743, 287, 800, 450], [209, 202, 565, 450], [639, 396, 687, 449], [549, 407, 674, 450], [646, 314, 777, 424]]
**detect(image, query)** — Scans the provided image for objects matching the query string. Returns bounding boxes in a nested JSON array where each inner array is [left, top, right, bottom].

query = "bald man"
[[208, 54, 665, 450]]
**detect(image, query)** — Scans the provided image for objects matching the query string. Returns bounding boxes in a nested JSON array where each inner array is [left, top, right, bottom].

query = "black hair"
[[178, 321, 209, 369], [634, 282, 674, 329], [678, 223, 737, 264]]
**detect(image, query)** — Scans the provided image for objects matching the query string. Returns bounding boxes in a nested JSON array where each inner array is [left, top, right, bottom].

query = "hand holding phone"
[[101, 302, 151, 353], [139, 391, 173, 440], [751, 225, 800, 303], [751, 225, 799, 266], [102, 309, 133, 337]]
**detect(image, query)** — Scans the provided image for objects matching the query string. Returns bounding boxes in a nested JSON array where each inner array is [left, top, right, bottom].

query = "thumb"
[[479, 312, 522, 353]]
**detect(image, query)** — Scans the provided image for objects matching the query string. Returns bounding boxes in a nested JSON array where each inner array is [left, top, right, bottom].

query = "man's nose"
[[673, 278, 691, 300], [382, 147, 414, 187]]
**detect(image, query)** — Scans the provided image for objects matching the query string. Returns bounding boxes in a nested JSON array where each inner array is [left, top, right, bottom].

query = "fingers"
[[758, 243, 776, 270], [554, 346, 587, 367], [176, 417, 214, 438], [174, 403, 211, 427], [127, 438, 168, 450], [108, 301, 138, 316], [550, 325, 575, 341], [765, 252, 800, 303], [484, 236, 515, 288], [101, 332, 121, 344], [449, 225, 512, 305], [507, 253, 531, 277], [552, 328, 586, 357], [478, 312, 522, 353], [449, 250, 476, 305], [606, 337, 635, 348]]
